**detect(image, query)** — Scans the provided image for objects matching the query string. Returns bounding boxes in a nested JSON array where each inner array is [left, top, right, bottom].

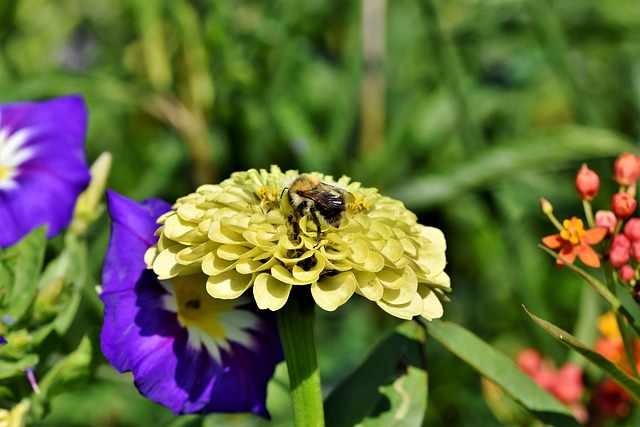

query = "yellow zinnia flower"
[[145, 166, 450, 320]]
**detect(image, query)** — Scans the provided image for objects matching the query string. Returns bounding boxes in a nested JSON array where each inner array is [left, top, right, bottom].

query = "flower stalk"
[[277, 286, 325, 427]]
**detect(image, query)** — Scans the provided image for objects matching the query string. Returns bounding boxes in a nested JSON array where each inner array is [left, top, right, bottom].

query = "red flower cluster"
[[517, 349, 587, 422], [608, 219, 640, 276], [542, 153, 640, 297], [592, 313, 639, 418]]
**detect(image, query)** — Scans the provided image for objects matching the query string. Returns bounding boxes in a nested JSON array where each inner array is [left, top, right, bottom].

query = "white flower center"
[[0, 125, 35, 190]]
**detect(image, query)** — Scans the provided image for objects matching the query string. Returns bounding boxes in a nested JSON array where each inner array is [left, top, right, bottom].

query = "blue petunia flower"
[[101, 191, 283, 417], [0, 95, 90, 248]]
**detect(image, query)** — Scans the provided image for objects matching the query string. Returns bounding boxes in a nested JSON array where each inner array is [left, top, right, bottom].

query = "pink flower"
[[630, 241, 640, 262], [618, 264, 635, 283], [516, 349, 586, 421], [623, 218, 640, 241], [554, 363, 584, 404], [595, 210, 617, 235]]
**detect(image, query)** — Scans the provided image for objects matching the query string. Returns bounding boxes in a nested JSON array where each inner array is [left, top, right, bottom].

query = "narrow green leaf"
[[539, 245, 640, 336], [324, 321, 428, 427], [0, 354, 39, 381], [52, 239, 88, 335], [1, 227, 47, 323], [425, 320, 580, 427], [524, 306, 640, 402]]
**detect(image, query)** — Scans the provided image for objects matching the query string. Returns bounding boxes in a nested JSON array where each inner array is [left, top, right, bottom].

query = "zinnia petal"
[[0, 95, 90, 247], [101, 191, 283, 417], [146, 166, 450, 320]]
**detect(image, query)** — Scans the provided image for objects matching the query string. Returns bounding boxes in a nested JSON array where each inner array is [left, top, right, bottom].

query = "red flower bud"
[[609, 236, 630, 268], [595, 210, 617, 234], [612, 233, 631, 250], [610, 247, 630, 268], [614, 152, 640, 187], [623, 218, 640, 241], [630, 241, 640, 262], [618, 264, 635, 283], [575, 164, 599, 201], [611, 193, 637, 219]]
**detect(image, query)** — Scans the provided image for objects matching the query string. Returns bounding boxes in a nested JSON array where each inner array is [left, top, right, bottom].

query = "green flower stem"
[[277, 287, 325, 427], [582, 199, 594, 229]]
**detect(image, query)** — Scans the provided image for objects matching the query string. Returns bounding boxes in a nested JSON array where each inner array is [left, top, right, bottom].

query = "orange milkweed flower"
[[542, 216, 607, 268]]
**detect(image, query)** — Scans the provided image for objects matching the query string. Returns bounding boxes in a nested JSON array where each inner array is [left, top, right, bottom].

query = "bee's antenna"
[[280, 187, 289, 199]]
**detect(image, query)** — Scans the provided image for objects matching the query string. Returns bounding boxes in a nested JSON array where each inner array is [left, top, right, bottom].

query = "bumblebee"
[[284, 174, 355, 241]]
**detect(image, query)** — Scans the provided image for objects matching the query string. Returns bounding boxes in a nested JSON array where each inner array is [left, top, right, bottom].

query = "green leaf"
[[324, 321, 428, 427], [524, 306, 640, 402], [0, 354, 39, 381], [0, 226, 47, 323], [539, 245, 640, 336], [37, 334, 97, 400], [388, 126, 636, 210], [30, 237, 90, 344], [425, 320, 580, 427]]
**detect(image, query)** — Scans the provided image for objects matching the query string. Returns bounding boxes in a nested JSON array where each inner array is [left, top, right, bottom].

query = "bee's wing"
[[301, 184, 345, 203]]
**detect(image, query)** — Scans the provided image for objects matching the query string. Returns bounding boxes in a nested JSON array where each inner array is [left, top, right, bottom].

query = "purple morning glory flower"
[[0, 95, 90, 248], [101, 191, 283, 418]]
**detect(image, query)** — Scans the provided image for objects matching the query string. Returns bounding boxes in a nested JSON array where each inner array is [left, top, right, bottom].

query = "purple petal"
[[101, 191, 283, 417], [0, 336, 7, 346], [0, 95, 90, 247]]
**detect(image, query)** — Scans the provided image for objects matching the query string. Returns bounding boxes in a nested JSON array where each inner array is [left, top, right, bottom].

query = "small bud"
[[612, 233, 631, 250], [70, 152, 113, 235], [623, 218, 640, 241], [595, 210, 617, 234], [630, 241, 640, 262], [609, 246, 630, 268], [614, 152, 640, 187], [610, 234, 630, 268], [540, 198, 553, 215], [612, 193, 637, 219], [575, 164, 599, 201], [618, 264, 635, 283]]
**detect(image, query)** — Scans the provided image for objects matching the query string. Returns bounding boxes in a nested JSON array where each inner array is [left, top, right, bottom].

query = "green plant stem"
[[582, 200, 594, 229], [277, 287, 325, 427]]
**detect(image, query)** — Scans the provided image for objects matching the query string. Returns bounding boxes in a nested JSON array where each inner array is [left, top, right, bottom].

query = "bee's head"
[[289, 174, 319, 193]]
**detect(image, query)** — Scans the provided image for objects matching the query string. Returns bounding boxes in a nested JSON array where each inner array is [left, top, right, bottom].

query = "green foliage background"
[[1, 0, 639, 425]]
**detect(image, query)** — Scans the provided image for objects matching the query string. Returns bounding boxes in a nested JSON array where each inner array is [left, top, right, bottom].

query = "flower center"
[[560, 218, 586, 245], [0, 127, 35, 190], [349, 195, 371, 213], [258, 185, 280, 210], [169, 275, 233, 339]]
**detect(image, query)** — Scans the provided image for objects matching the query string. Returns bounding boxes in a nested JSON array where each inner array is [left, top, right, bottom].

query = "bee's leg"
[[309, 206, 323, 244], [287, 214, 300, 241]]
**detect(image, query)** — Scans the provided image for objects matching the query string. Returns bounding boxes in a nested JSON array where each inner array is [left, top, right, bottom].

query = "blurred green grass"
[[1, 0, 639, 425]]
